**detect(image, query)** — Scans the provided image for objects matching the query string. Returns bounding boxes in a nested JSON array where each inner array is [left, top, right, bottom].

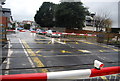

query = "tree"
[[11, 23, 15, 29], [94, 12, 112, 31], [55, 2, 89, 30], [34, 2, 56, 28], [24, 24, 30, 29]]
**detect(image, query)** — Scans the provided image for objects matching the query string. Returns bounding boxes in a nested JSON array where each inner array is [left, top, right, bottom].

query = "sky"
[[2, 0, 120, 27]]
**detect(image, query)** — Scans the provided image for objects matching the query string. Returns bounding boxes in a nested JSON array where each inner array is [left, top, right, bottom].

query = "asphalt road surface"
[[1, 31, 120, 80]]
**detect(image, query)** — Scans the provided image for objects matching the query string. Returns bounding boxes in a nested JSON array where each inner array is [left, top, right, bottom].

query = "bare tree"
[[94, 11, 112, 32]]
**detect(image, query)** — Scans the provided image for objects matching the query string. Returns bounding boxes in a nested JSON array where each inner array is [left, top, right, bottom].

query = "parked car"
[[46, 30, 61, 37], [17, 27, 24, 30], [36, 29, 46, 35]]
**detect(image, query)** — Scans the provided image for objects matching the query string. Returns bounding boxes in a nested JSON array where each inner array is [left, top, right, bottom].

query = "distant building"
[[83, 1, 120, 33], [22, 20, 34, 25], [2, 8, 11, 18], [85, 16, 93, 26], [0, 8, 12, 28]]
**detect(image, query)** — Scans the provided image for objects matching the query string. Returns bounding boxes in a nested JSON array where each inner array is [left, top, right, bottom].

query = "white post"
[[51, 38, 55, 44]]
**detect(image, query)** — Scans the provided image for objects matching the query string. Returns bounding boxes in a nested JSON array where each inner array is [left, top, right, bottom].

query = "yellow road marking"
[[61, 50, 71, 53], [64, 40, 66, 44], [80, 41, 119, 52], [99, 50, 105, 52], [48, 41, 52, 44], [100, 76, 109, 81], [78, 50, 91, 53], [36, 50, 41, 54], [38, 55, 43, 57], [82, 41, 94, 44], [21, 40, 48, 73], [100, 45, 118, 52], [99, 45, 109, 48], [111, 49, 119, 52], [75, 42, 79, 44], [112, 74, 120, 77], [98, 45, 119, 52]]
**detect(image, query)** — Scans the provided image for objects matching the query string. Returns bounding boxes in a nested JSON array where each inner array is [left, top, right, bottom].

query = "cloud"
[[3, 0, 119, 27], [3, 0, 60, 21]]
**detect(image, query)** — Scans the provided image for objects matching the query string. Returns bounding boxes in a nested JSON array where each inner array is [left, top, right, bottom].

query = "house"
[[83, 1, 120, 33], [0, 8, 12, 28]]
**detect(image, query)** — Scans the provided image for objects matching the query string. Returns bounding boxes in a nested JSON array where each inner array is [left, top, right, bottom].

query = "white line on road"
[[54, 39, 66, 44], [19, 39, 37, 71], [5, 40, 13, 75]]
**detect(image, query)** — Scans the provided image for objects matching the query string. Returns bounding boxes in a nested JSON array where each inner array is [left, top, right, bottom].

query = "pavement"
[[1, 31, 120, 80]]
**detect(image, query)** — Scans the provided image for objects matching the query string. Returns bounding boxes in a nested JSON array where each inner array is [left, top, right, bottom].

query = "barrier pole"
[[1, 66, 120, 80]]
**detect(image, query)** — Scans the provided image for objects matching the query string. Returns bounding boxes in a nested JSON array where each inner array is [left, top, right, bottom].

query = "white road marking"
[[5, 40, 13, 75], [54, 39, 66, 44], [19, 39, 36, 70]]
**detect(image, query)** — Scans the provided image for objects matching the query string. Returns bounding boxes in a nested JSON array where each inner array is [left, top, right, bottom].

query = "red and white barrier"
[[46, 32, 96, 37], [31, 30, 96, 37], [19, 30, 26, 32], [1, 66, 120, 80], [62, 33, 96, 37], [31, 31, 37, 33], [6, 30, 27, 32]]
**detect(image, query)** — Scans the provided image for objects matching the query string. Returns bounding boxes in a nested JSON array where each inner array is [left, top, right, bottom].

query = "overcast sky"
[[3, 0, 119, 27]]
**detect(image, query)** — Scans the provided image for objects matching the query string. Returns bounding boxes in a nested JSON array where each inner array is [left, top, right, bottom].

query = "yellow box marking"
[[36, 50, 41, 54], [64, 40, 66, 44], [99, 50, 105, 52], [21, 40, 48, 73], [75, 42, 79, 44], [111, 49, 119, 52], [81, 41, 94, 44], [99, 45, 109, 48], [100, 76, 109, 81], [80, 40, 119, 52], [61, 50, 71, 53], [38, 55, 43, 57], [78, 50, 91, 53], [48, 41, 52, 44]]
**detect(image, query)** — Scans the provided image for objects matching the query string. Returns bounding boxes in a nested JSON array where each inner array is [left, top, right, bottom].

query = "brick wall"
[[0, 16, 8, 27]]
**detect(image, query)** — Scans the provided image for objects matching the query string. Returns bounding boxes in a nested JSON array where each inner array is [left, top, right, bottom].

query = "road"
[[1, 30, 120, 80]]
